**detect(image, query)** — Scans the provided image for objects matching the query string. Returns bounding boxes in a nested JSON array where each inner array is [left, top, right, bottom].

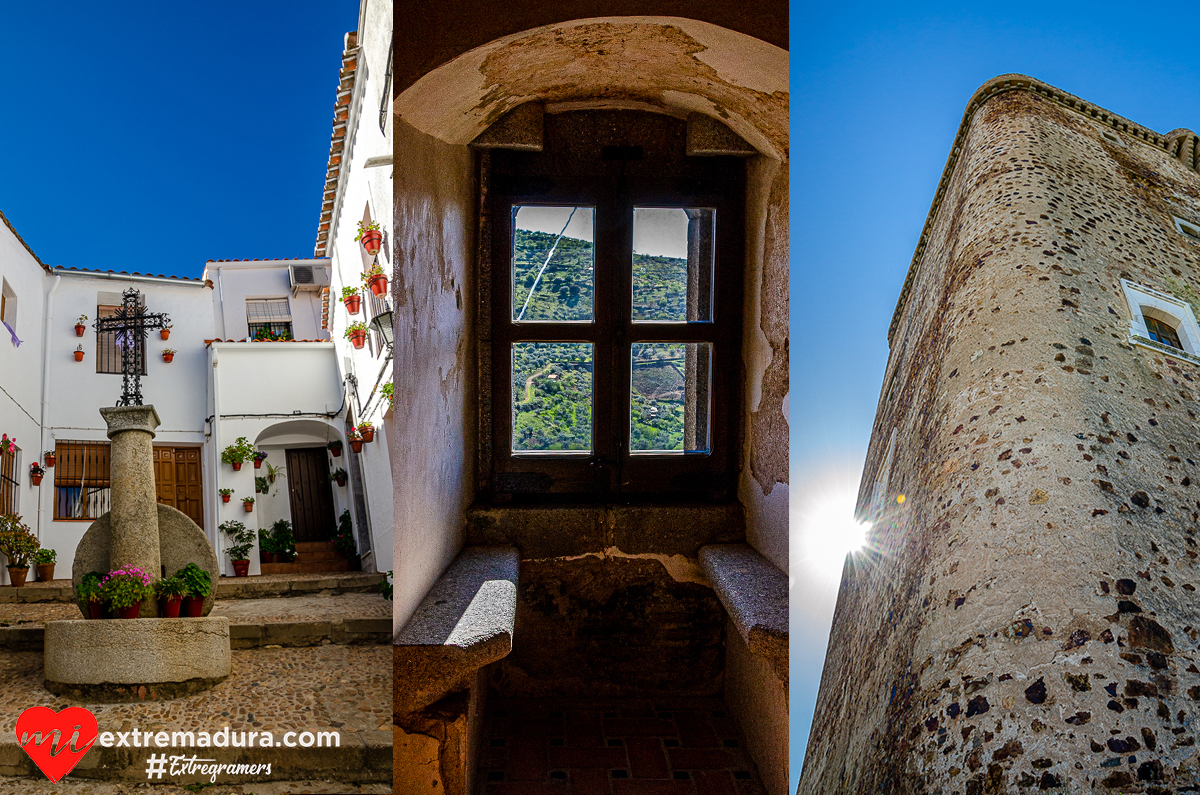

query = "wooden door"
[[286, 447, 336, 542], [152, 447, 203, 528]]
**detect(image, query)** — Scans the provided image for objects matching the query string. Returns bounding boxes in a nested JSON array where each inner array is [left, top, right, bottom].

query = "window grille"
[[246, 298, 293, 340], [96, 304, 146, 375], [53, 440, 112, 520], [0, 442, 18, 515], [365, 288, 388, 355]]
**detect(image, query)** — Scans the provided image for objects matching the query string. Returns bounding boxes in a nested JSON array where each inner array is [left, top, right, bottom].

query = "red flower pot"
[[221, 494, 230, 503], [243, 502, 253, 513], [160, 596, 182, 618], [343, 294, 362, 315], [360, 427, 375, 443], [7, 567, 28, 587], [253, 459, 263, 469], [231, 461, 242, 471], [231, 560, 250, 577], [73, 351, 84, 362], [334, 475, 346, 487], [160, 329, 170, 340], [44, 454, 55, 468], [36, 563, 54, 582], [367, 274, 388, 297], [330, 447, 342, 457], [182, 597, 204, 617], [349, 439, 363, 454], [86, 601, 105, 619], [162, 353, 174, 363], [117, 604, 141, 619], [30, 474, 42, 486], [74, 324, 85, 336], [348, 330, 367, 349], [361, 229, 382, 256]]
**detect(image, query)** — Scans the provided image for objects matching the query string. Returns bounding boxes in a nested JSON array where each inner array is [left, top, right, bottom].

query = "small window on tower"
[[1173, 216, 1200, 241], [0, 279, 16, 331], [1121, 278, 1200, 365]]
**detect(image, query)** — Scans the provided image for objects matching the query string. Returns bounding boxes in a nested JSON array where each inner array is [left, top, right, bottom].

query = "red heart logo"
[[15, 706, 99, 783]]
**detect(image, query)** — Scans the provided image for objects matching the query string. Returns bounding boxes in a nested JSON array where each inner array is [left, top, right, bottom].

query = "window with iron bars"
[[246, 298, 293, 341], [53, 440, 112, 520], [364, 288, 388, 355], [0, 442, 19, 516], [96, 305, 147, 375]]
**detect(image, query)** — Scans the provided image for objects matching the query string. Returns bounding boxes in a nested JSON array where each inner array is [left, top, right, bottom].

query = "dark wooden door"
[[286, 447, 336, 542], [153, 447, 203, 528]]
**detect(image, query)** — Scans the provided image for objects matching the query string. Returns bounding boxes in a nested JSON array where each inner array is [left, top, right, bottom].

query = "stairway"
[[260, 540, 355, 574]]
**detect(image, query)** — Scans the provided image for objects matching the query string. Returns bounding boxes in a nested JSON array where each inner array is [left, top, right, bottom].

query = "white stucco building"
[[0, 0, 393, 583]]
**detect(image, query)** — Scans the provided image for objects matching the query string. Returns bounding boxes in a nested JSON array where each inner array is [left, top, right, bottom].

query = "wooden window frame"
[[0, 441, 18, 516]]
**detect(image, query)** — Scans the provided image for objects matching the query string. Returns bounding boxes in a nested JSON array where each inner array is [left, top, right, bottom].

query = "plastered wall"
[[802, 79, 1200, 792]]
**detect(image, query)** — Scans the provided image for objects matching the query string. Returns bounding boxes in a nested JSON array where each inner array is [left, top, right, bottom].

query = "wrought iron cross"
[[93, 288, 171, 406]]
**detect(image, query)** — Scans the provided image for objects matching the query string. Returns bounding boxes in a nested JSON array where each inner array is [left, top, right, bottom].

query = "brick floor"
[[479, 698, 766, 794]]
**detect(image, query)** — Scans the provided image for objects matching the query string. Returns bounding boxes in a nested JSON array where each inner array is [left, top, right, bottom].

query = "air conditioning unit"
[[289, 264, 329, 294]]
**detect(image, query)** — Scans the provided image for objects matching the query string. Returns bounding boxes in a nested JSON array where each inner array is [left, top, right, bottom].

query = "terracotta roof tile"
[[55, 266, 204, 282], [204, 338, 332, 347], [314, 31, 359, 258], [205, 257, 328, 263]]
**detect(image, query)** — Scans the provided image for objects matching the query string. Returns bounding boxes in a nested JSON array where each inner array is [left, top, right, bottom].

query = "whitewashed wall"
[[205, 260, 330, 342]]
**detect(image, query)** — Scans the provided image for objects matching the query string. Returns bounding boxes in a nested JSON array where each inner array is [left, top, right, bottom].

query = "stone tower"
[[800, 75, 1200, 792]]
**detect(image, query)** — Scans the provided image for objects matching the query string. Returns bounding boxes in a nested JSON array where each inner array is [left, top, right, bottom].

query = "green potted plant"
[[253, 450, 268, 469], [162, 348, 176, 363], [242, 496, 255, 513], [379, 570, 393, 600], [75, 314, 88, 336], [342, 285, 362, 315], [258, 528, 278, 564], [160, 323, 172, 340], [99, 565, 154, 619], [347, 427, 363, 453], [344, 321, 369, 350], [0, 514, 38, 587], [178, 563, 211, 617], [357, 420, 375, 443], [362, 260, 387, 296], [74, 344, 84, 362], [355, 219, 382, 257], [221, 436, 255, 470], [77, 571, 105, 619], [154, 573, 189, 617], [330, 467, 347, 487], [380, 381, 393, 409], [270, 520, 295, 563], [327, 439, 343, 458], [34, 548, 56, 582], [254, 476, 267, 494], [43, 450, 56, 468], [29, 462, 44, 486], [221, 520, 255, 576], [331, 510, 357, 562], [219, 487, 234, 503]]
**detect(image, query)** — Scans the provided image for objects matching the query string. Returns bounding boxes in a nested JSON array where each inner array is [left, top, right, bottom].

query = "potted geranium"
[[362, 262, 387, 297], [99, 565, 154, 619], [34, 548, 56, 582], [178, 563, 211, 617], [162, 348, 176, 363], [1, 435, 14, 456], [380, 381, 393, 409], [75, 314, 88, 336], [254, 476, 268, 494], [253, 450, 268, 469], [330, 467, 347, 487], [258, 528, 278, 564], [242, 496, 255, 513], [356, 219, 382, 256], [160, 324, 172, 340], [155, 573, 188, 618], [344, 321, 368, 350], [270, 520, 295, 563], [221, 436, 255, 470], [74, 344, 84, 362], [342, 285, 362, 315], [357, 421, 375, 443], [347, 428, 363, 454], [43, 450, 55, 468], [0, 514, 38, 587], [219, 487, 234, 503], [327, 439, 343, 457], [221, 520, 255, 576], [77, 571, 105, 619], [29, 463, 44, 486]]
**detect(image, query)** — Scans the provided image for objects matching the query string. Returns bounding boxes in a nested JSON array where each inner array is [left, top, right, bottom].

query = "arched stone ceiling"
[[397, 17, 788, 161]]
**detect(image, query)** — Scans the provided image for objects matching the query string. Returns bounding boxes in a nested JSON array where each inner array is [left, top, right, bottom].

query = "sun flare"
[[796, 487, 870, 584]]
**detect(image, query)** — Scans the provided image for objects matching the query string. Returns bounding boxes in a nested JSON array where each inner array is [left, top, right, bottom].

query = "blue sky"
[[0, 2, 358, 277], [789, 2, 1200, 786]]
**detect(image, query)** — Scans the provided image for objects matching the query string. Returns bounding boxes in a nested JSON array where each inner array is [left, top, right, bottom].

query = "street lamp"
[[369, 304, 393, 351]]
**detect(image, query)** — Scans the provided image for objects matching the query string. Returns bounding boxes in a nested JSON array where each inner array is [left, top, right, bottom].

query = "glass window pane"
[[632, 207, 714, 323], [512, 342, 593, 452], [630, 342, 711, 453], [512, 206, 594, 323]]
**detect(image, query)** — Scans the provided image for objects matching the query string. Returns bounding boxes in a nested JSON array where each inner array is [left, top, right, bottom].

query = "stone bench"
[[393, 545, 519, 716], [699, 543, 788, 682]]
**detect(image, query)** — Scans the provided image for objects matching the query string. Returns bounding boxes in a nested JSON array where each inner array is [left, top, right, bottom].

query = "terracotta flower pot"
[[253, 459, 263, 469], [360, 427, 375, 443], [36, 563, 54, 582], [221, 494, 231, 503], [160, 596, 182, 618], [73, 351, 84, 362], [86, 601, 105, 620], [182, 597, 204, 617], [117, 604, 141, 619], [30, 473, 42, 486], [367, 274, 388, 297], [7, 567, 28, 587], [160, 329, 170, 340], [361, 229, 382, 255], [231, 560, 250, 577], [330, 446, 342, 458], [259, 550, 271, 564], [162, 353, 174, 363], [335, 475, 346, 487], [343, 294, 362, 315], [44, 454, 55, 467], [74, 324, 85, 336], [231, 461, 242, 471], [349, 330, 367, 349], [243, 502, 253, 513], [349, 439, 363, 453]]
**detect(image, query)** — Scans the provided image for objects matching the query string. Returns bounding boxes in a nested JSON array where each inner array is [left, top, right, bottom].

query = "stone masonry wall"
[[801, 84, 1200, 793]]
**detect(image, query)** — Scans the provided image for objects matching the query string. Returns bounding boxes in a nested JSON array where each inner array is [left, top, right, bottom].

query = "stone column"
[[99, 405, 162, 617]]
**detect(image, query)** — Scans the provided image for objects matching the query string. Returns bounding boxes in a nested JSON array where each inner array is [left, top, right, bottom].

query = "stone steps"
[[0, 572, 385, 603]]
